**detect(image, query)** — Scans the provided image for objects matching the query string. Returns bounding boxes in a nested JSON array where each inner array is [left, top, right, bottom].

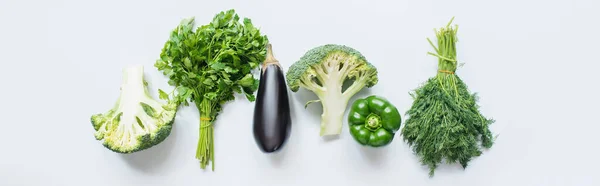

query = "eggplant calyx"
[[262, 43, 280, 70]]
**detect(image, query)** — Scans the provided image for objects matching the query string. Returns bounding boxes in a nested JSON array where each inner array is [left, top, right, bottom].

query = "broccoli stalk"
[[91, 65, 177, 153], [286, 44, 378, 136]]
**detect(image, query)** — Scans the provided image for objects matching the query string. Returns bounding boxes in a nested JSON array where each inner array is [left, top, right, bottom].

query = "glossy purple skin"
[[253, 64, 291, 153]]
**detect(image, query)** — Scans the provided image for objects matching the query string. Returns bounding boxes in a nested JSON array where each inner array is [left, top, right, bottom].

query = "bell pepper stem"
[[365, 113, 382, 131]]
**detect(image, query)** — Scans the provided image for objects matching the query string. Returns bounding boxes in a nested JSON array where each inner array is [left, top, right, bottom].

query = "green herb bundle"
[[155, 9, 268, 170], [401, 18, 495, 177]]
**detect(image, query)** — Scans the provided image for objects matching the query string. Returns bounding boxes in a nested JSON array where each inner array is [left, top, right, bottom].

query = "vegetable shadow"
[[419, 159, 465, 177], [293, 89, 341, 142], [293, 88, 323, 120], [265, 141, 290, 168], [356, 141, 391, 167], [119, 122, 178, 174]]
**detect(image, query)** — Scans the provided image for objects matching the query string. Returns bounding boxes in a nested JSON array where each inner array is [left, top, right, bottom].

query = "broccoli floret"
[[286, 44, 378, 136], [91, 65, 178, 153]]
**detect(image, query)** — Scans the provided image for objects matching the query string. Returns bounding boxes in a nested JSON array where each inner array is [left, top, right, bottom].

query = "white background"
[[1, 0, 599, 185]]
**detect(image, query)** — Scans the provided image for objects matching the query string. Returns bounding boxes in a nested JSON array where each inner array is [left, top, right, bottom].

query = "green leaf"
[[233, 85, 242, 93], [224, 11, 234, 24], [241, 80, 259, 96], [176, 86, 189, 96], [163, 68, 173, 76], [223, 79, 233, 85], [251, 79, 259, 91], [243, 18, 252, 27], [214, 30, 223, 39], [205, 92, 217, 100], [168, 79, 177, 86], [247, 56, 257, 63], [224, 66, 237, 73], [238, 74, 254, 87], [158, 89, 169, 101], [212, 16, 220, 28], [184, 39, 194, 48], [221, 71, 231, 79], [179, 17, 195, 29], [232, 55, 241, 67], [248, 62, 258, 69], [160, 55, 170, 63], [184, 57, 192, 68], [184, 87, 194, 99], [244, 92, 256, 102], [211, 62, 226, 70], [171, 35, 181, 44], [222, 49, 235, 57], [155, 59, 166, 69], [218, 79, 228, 90], [203, 78, 214, 86]]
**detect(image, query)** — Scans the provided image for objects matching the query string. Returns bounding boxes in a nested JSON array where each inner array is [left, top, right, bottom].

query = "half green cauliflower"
[[91, 65, 177, 153]]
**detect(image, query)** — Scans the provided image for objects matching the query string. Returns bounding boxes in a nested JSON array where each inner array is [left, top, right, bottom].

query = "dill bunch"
[[401, 18, 495, 177]]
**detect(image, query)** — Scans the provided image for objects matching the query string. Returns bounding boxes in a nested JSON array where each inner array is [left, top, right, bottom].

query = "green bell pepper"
[[348, 95, 401, 147]]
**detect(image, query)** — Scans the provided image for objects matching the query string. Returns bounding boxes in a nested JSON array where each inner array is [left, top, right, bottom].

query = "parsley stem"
[[196, 98, 214, 170]]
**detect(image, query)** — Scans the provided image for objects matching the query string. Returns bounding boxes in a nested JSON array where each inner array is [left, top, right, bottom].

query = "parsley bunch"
[[401, 18, 495, 177], [155, 9, 268, 170]]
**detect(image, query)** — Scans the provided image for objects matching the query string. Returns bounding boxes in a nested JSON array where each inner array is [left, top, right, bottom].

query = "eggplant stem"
[[262, 43, 280, 68]]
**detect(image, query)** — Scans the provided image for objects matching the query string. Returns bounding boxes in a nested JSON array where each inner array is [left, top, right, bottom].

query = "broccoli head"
[[286, 44, 378, 136], [91, 65, 177, 153]]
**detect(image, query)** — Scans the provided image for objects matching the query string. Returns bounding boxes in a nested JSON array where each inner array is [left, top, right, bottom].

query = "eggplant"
[[253, 44, 292, 153]]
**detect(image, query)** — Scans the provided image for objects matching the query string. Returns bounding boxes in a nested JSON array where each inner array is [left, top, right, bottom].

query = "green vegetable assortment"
[[348, 96, 401, 147], [400, 18, 495, 177], [89, 10, 494, 177], [154, 9, 268, 170]]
